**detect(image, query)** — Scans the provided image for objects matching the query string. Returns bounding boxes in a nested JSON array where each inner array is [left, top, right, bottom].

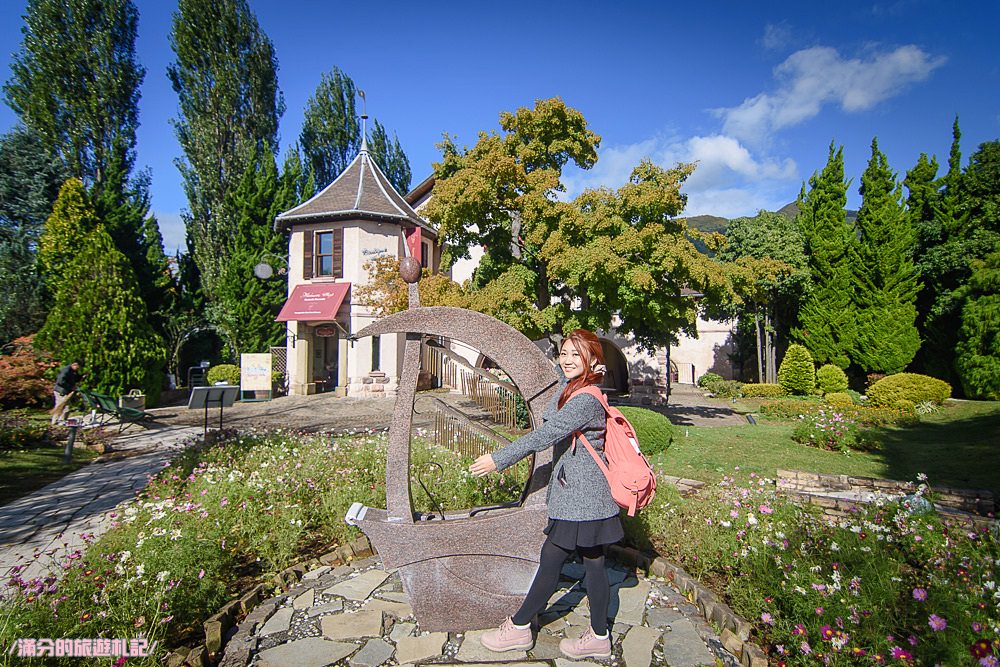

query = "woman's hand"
[[469, 454, 497, 477]]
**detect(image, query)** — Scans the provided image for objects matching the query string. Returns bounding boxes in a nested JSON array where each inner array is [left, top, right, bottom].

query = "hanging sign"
[[315, 325, 339, 337]]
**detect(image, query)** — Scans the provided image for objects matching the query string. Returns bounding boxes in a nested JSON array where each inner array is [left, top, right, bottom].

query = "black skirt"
[[543, 516, 624, 551]]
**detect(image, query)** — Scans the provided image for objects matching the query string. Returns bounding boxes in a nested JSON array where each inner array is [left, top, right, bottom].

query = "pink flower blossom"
[[928, 614, 947, 632], [912, 587, 927, 601]]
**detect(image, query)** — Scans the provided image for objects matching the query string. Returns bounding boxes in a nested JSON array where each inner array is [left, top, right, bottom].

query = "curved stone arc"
[[355, 306, 560, 515]]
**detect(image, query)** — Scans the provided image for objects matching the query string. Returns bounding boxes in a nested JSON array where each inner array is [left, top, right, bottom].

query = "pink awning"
[[275, 283, 350, 322]]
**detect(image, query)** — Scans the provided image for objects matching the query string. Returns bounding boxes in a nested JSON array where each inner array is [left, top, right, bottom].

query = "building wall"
[[670, 315, 738, 384]]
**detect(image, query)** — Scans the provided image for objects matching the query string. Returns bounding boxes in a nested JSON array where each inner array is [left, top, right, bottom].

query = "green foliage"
[[367, 118, 411, 194], [815, 363, 849, 394], [823, 391, 855, 406], [794, 143, 856, 368], [696, 372, 723, 388], [168, 0, 284, 306], [3, 0, 144, 191], [0, 336, 56, 408], [35, 226, 165, 401], [777, 343, 815, 395], [618, 406, 672, 455], [851, 138, 921, 373], [955, 250, 1000, 399], [206, 364, 240, 386], [0, 410, 50, 452], [0, 232, 48, 345], [867, 372, 952, 407], [739, 383, 786, 398], [792, 407, 869, 452], [37, 178, 96, 293], [299, 66, 359, 188]]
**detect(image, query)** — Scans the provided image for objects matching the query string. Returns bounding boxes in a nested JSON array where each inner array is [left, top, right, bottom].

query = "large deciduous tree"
[[794, 143, 856, 369], [715, 210, 809, 383], [168, 0, 284, 305], [850, 138, 921, 374]]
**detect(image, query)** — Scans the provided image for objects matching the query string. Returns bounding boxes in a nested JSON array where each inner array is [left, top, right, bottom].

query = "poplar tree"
[[168, 0, 284, 304], [793, 143, 856, 368], [368, 118, 412, 194], [851, 138, 921, 374]]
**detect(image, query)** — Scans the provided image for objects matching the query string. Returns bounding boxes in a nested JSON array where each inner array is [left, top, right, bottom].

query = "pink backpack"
[[570, 386, 657, 516]]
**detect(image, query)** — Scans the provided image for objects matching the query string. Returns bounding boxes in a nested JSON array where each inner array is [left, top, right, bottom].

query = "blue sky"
[[2, 1, 999, 253]]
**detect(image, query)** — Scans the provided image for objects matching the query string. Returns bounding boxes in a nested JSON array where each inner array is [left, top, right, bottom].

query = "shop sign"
[[315, 325, 338, 337]]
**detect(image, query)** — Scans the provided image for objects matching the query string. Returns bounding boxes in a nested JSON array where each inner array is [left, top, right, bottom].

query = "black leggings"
[[511, 538, 611, 635]]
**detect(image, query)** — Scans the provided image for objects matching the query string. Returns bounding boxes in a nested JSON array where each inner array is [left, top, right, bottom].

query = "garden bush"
[[824, 391, 854, 406], [777, 344, 816, 395], [867, 372, 952, 407], [740, 383, 786, 398], [206, 364, 240, 386], [0, 410, 50, 451], [696, 372, 723, 388], [0, 336, 57, 408], [619, 406, 672, 455], [815, 363, 849, 394], [792, 408, 868, 451]]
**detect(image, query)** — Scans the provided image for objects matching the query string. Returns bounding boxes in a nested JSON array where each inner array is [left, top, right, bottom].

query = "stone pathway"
[[216, 557, 737, 667], [0, 424, 202, 582]]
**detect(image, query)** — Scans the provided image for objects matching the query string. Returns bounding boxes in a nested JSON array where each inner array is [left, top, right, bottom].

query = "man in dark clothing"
[[51, 360, 84, 425]]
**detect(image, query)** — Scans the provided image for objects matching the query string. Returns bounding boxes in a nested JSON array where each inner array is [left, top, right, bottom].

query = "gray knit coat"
[[490, 373, 619, 522]]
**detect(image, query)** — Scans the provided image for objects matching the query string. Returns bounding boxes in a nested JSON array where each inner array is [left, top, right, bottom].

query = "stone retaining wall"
[[777, 469, 995, 516]]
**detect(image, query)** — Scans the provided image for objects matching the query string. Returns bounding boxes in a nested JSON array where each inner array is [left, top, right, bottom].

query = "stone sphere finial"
[[399, 256, 421, 283]]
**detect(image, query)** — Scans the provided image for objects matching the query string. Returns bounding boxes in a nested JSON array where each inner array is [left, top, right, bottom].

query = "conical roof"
[[275, 142, 433, 234]]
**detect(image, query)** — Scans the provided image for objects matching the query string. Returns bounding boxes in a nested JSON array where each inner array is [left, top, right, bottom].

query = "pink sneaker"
[[560, 627, 612, 659], [480, 616, 534, 652]]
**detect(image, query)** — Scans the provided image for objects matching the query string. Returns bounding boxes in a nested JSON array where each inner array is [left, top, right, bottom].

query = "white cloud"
[[561, 133, 799, 219], [716, 45, 946, 145], [152, 211, 186, 255], [760, 22, 794, 51]]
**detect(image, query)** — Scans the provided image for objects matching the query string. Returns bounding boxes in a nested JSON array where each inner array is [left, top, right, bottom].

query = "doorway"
[[312, 329, 339, 392]]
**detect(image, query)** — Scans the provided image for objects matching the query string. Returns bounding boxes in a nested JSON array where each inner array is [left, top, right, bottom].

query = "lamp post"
[[253, 252, 288, 280]]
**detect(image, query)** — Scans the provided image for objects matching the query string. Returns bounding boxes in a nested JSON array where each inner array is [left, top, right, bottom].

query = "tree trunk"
[[765, 308, 777, 384], [754, 311, 764, 384]]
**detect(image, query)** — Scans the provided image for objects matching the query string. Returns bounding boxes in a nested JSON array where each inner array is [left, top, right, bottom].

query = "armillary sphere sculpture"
[[345, 256, 559, 631]]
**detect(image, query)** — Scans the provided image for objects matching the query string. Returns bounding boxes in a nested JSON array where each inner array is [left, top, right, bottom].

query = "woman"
[[470, 329, 622, 659]]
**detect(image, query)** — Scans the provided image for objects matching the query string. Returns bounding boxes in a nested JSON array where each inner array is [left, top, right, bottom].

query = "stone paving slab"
[[256, 637, 355, 667], [223, 557, 739, 667]]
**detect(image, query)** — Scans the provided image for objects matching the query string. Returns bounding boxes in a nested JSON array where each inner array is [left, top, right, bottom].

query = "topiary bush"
[[206, 364, 240, 386], [866, 373, 951, 407], [778, 344, 816, 395], [740, 383, 786, 398], [816, 364, 849, 395], [618, 406, 673, 456], [824, 391, 854, 406]]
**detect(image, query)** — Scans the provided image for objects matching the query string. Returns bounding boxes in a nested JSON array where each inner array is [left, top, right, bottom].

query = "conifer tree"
[[36, 225, 165, 401], [778, 343, 816, 395], [37, 178, 97, 293], [851, 138, 921, 374], [793, 143, 855, 368], [955, 250, 1000, 400]]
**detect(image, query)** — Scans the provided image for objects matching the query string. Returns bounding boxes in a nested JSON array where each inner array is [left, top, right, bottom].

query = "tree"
[[4, 0, 144, 192], [778, 343, 816, 395], [955, 250, 1000, 400], [368, 118, 411, 194], [716, 210, 809, 383], [37, 178, 97, 293], [0, 125, 66, 343], [35, 225, 165, 401], [355, 256, 468, 317], [425, 97, 730, 352], [851, 138, 921, 374], [793, 142, 856, 369], [299, 67, 359, 188], [168, 0, 284, 305]]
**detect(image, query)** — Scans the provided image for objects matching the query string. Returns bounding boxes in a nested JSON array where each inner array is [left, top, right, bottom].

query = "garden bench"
[[91, 392, 157, 432], [78, 389, 114, 425]]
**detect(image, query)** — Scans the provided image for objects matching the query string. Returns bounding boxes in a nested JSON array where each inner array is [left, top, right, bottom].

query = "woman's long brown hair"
[[557, 329, 606, 408]]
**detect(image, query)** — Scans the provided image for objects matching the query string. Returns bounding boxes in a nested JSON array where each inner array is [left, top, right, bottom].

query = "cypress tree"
[[793, 143, 855, 368], [37, 178, 97, 293], [851, 138, 921, 374], [955, 250, 1000, 400], [778, 343, 816, 395], [36, 225, 165, 401]]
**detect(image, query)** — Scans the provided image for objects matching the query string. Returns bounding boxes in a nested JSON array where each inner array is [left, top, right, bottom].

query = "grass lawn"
[[656, 398, 1000, 494], [0, 444, 99, 505]]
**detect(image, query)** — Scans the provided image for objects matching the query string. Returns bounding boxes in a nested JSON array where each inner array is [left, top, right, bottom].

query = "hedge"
[[866, 373, 951, 407], [740, 383, 786, 398]]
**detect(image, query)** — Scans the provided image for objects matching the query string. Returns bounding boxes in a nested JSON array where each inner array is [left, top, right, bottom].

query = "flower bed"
[[642, 471, 1000, 665], [0, 429, 527, 661]]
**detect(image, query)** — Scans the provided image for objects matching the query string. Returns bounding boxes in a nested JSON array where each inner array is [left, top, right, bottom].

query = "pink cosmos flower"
[[800, 641, 811, 655], [761, 612, 774, 625], [912, 588, 927, 601], [928, 614, 947, 632], [891, 646, 913, 661], [759, 504, 773, 514]]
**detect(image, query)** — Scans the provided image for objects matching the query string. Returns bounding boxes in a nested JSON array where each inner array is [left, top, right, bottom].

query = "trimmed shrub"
[[708, 379, 744, 398], [816, 364, 849, 395], [206, 364, 240, 386], [696, 372, 723, 388], [866, 373, 951, 407], [619, 406, 673, 456], [740, 383, 786, 398], [778, 344, 816, 395], [824, 391, 854, 406], [893, 398, 916, 412]]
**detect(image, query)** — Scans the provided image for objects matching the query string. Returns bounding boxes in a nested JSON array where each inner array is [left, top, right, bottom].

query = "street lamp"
[[253, 252, 288, 280]]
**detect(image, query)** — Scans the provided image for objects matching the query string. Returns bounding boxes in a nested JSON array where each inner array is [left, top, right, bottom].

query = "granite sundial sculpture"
[[345, 255, 560, 632]]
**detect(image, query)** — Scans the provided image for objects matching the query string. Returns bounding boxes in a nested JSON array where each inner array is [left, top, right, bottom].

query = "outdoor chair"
[[92, 392, 157, 433], [78, 389, 114, 426]]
